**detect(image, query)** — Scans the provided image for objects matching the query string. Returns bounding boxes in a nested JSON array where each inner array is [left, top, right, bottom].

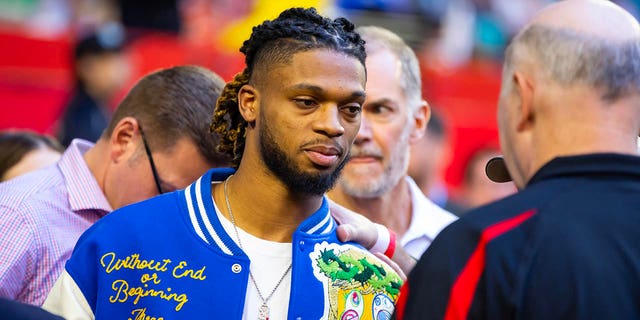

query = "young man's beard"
[[259, 118, 348, 196]]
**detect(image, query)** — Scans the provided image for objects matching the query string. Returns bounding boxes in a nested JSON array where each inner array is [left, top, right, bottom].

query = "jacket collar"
[[183, 168, 335, 257]]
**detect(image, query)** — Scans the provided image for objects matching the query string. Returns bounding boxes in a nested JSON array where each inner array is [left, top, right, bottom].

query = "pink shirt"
[[0, 139, 111, 305]]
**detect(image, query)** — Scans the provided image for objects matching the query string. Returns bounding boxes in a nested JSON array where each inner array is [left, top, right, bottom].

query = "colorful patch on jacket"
[[310, 242, 402, 319]]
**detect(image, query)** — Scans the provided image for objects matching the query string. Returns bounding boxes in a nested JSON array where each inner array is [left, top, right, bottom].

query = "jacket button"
[[298, 240, 305, 251], [231, 263, 242, 273]]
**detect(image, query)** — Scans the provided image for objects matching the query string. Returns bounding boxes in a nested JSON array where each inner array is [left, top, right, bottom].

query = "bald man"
[[395, 1, 640, 319]]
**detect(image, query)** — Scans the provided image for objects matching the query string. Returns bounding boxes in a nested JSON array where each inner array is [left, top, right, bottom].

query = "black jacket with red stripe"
[[395, 153, 640, 319]]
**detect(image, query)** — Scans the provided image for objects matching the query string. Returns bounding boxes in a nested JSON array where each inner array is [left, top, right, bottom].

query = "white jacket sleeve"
[[42, 270, 94, 320]]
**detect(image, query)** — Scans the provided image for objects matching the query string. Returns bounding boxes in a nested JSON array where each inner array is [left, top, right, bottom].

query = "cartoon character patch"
[[372, 293, 394, 320], [310, 242, 402, 319]]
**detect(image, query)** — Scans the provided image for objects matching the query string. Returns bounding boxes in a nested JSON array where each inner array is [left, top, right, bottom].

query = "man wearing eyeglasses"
[[0, 65, 230, 306]]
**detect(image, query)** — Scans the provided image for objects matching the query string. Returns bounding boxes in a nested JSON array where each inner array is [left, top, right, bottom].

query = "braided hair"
[[211, 7, 366, 167]]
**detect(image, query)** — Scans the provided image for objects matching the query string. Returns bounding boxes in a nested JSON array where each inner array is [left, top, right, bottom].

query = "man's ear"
[[513, 71, 535, 132], [408, 100, 430, 144], [108, 117, 139, 163], [238, 84, 258, 124]]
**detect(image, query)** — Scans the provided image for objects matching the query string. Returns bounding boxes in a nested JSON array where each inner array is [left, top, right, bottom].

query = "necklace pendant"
[[258, 303, 269, 320]]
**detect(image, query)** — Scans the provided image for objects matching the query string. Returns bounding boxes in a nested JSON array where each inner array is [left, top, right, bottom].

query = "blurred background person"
[[57, 23, 130, 147], [452, 145, 516, 214], [0, 130, 63, 182], [407, 110, 465, 215]]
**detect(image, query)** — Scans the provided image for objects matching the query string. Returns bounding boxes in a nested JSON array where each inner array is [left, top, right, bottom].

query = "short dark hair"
[[211, 7, 366, 167], [74, 29, 124, 61], [0, 130, 64, 181], [104, 65, 230, 167]]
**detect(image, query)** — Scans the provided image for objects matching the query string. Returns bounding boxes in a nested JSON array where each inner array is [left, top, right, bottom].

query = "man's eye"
[[342, 105, 362, 117], [370, 105, 391, 115], [294, 99, 317, 108]]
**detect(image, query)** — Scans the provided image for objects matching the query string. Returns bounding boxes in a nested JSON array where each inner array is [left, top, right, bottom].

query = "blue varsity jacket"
[[63, 168, 402, 319]]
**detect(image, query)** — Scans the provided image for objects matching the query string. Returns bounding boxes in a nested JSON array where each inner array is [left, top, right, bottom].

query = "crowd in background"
[[1, 0, 639, 204], [1, 1, 640, 318], [0, 0, 589, 212]]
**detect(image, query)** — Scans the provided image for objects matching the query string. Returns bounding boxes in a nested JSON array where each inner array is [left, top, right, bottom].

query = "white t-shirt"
[[213, 199, 292, 320]]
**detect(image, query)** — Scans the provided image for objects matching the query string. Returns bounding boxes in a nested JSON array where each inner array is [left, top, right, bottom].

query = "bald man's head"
[[495, 0, 640, 188], [502, 0, 640, 102], [529, 0, 640, 42]]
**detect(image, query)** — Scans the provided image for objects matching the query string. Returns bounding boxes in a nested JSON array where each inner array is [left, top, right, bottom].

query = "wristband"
[[383, 228, 397, 259], [370, 223, 397, 258]]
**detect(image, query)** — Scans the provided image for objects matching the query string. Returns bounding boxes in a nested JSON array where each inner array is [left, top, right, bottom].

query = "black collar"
[[527, 153, 640, 187]]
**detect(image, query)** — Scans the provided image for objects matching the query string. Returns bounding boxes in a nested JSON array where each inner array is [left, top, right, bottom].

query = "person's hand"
[[329, 199, 417, 276], [329, 200, 378, 249]]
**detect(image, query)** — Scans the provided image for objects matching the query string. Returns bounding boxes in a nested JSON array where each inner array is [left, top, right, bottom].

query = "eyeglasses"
[[138, 123, 164, 194]]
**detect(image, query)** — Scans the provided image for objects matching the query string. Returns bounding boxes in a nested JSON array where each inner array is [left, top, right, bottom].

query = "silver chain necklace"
[[223, 176, 292, 320]]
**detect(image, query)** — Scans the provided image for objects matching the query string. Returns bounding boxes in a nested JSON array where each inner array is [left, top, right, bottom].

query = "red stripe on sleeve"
[[444, 209, 536, 320]]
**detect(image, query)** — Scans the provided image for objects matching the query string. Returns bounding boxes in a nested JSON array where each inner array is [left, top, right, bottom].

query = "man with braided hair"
[[43, 7, 402, 319]]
